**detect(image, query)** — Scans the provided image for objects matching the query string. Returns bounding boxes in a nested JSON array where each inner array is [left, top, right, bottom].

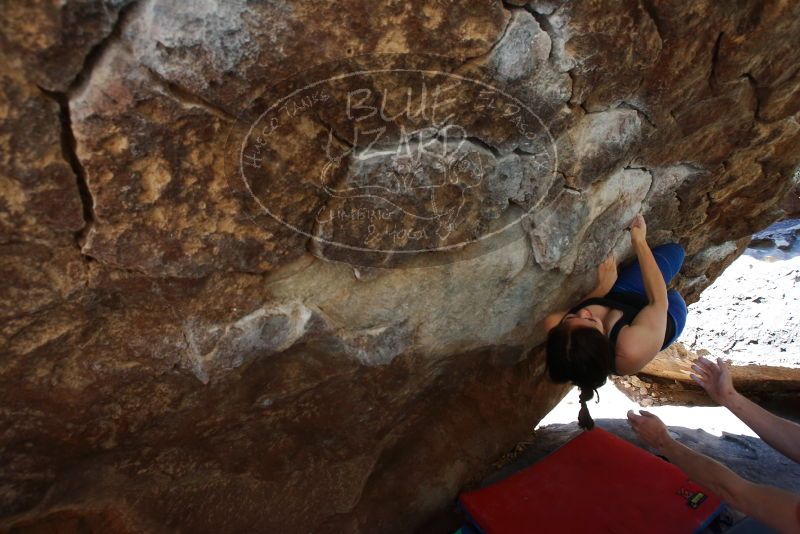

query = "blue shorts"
[[609, 243, 688, 348]]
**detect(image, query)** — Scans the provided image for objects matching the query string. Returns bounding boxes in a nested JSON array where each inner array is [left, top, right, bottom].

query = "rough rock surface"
[[1, 0, 800, 532]]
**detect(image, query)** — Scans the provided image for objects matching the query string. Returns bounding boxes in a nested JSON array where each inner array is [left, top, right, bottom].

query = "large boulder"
[[1, 0, 799, 532]]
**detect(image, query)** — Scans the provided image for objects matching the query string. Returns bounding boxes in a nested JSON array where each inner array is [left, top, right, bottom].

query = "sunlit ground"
[[536, 381, 757, 438]]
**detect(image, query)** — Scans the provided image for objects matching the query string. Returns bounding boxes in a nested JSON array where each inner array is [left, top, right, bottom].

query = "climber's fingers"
[[628, 213, 645, 229]]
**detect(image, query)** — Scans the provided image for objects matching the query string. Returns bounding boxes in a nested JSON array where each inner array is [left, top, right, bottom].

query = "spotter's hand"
[[691, 356, 736, 406], [627, 409, 672, 452]]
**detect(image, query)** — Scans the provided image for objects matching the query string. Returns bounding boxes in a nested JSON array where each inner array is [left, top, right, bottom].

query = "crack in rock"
[[29, 0, 143, 256], [640, 0, 666, 47], [36, 86, 95, 245], [709, 31, 724, 92], [143, 65, 237, 122]]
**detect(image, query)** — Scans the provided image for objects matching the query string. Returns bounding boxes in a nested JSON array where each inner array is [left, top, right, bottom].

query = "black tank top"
[[568, 291, 676, 375]]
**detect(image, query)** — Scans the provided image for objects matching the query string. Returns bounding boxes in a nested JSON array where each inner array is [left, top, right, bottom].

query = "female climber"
[[542, 214, 688, 430]]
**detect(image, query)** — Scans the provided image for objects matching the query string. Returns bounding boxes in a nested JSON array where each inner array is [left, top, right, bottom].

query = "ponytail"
[[545, 324, 612, 431], [578, 387, 599, 430]]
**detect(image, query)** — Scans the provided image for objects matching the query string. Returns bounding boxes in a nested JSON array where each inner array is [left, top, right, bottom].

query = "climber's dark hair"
[[545, 322, 615, 430]]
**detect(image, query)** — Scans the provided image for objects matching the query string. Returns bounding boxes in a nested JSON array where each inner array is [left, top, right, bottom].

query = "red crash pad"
[[459, 428, 723, 534]]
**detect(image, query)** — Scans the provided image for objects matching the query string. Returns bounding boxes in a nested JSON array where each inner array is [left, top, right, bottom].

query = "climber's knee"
[[670, 242, 686, 262], [666, 289, 688, 342], [652, 242, 685, 283], [654, 242, 685, 261]]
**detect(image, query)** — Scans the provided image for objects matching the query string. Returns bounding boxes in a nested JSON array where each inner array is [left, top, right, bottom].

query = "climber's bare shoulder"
[[542, 311, 566, 333]]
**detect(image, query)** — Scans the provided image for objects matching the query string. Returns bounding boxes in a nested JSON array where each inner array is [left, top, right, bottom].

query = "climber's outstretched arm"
[[629, 215, 668, 306], [614, 216, 668, 374]]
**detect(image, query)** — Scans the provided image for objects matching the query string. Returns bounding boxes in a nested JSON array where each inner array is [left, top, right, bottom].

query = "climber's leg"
[[663, 288, 688, 348], [610, 242, 686, 295]]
